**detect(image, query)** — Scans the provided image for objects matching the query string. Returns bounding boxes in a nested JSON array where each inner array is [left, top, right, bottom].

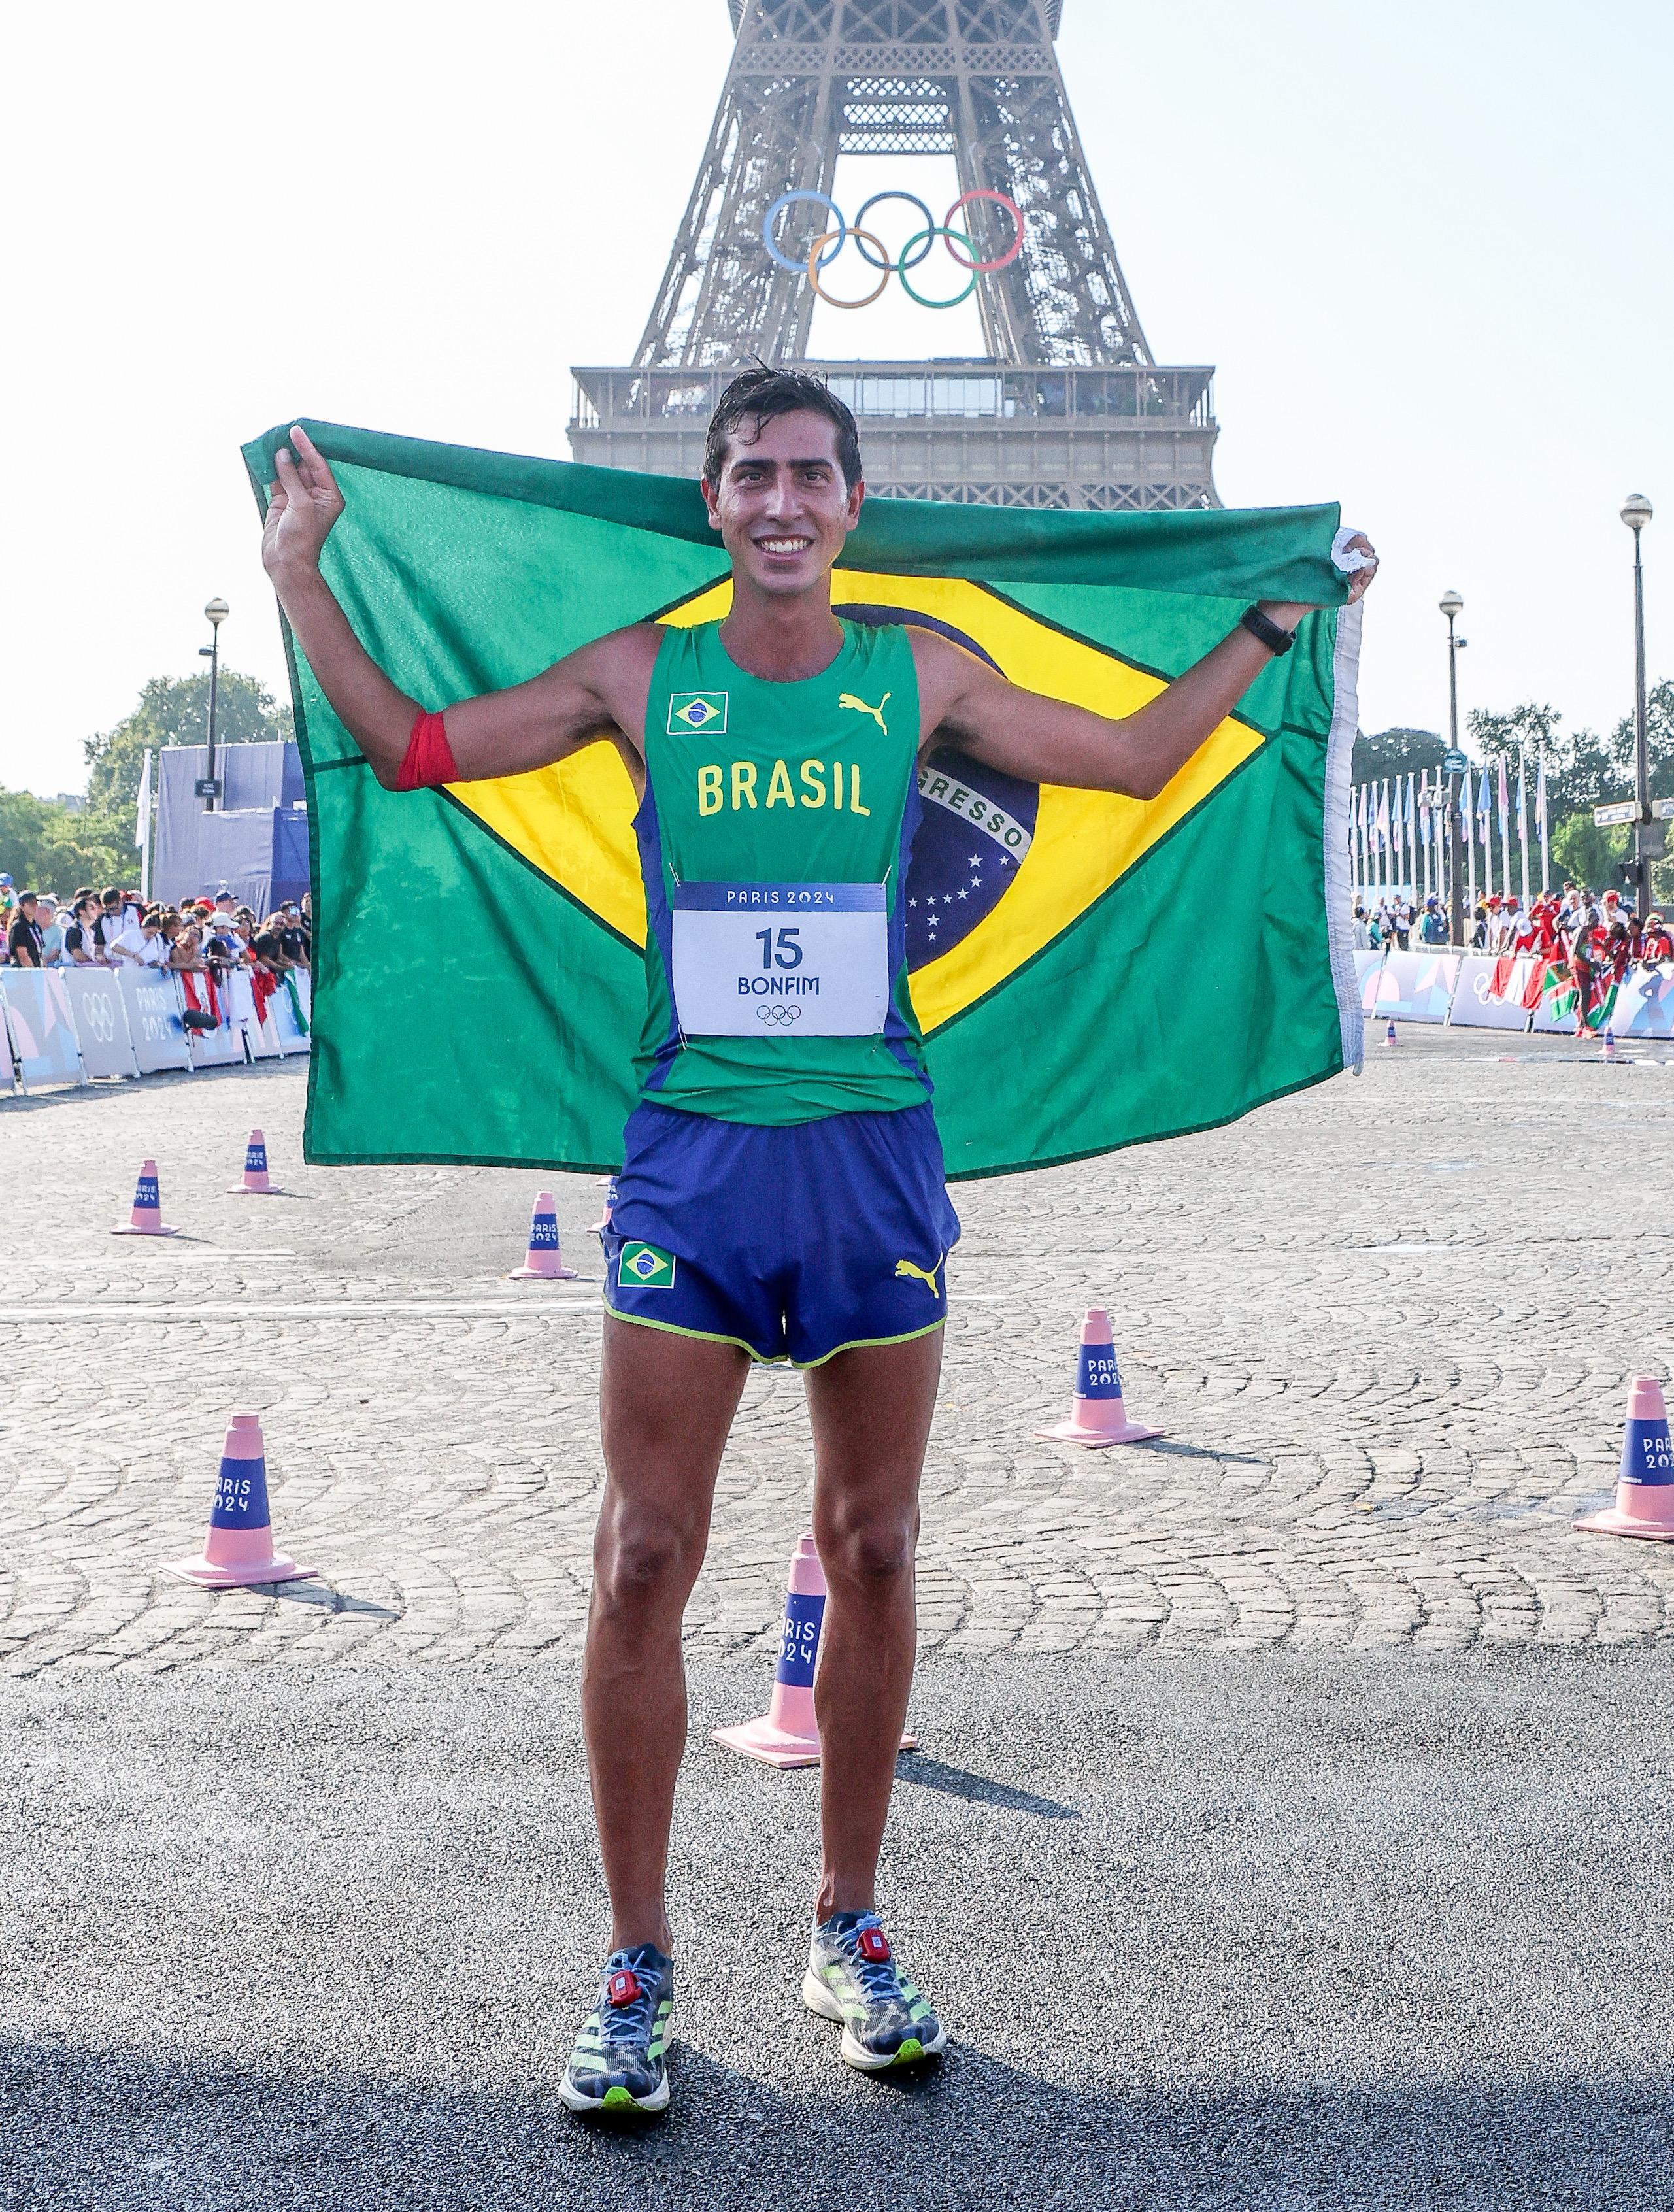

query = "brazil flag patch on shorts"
[[667, 690, 728, 736], [618, 1241, 677, 1290]]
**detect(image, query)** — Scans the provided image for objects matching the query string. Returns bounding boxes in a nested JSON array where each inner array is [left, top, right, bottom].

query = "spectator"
[[169, 922, 206, 973], [7, 892, 43, 967], [36, 896, 65, 965], [252, 915, 295, 973], [107, 907, 169, 967], [224, 910, 258, 965], [1605, 919, 1634, 984], [93, 888, 127, 958], [59, 897, 99, 965], [1569, 922, 1601, 1038], [275, 902, 309, 968], [1352, 904, 1371, 949], [1644, 914, 1674, 962], [1419, 896, 1448, 946]]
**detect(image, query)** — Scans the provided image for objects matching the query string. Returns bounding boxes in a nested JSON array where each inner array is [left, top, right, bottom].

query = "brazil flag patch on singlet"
[[668, 691, 728, 736]]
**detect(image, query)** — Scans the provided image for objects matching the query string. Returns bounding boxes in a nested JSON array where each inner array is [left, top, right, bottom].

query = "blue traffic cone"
[[1035, 1308, 1163, 1447], [112, 1158, 178, 1237], [229, 1127, 275, 1193], [510, 1190, 578, 1279], [1574, 1378, 1674, 1541], [165, 1412, 317, 1586]]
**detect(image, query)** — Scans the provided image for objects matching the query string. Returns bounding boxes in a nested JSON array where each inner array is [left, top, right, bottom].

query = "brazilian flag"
[[241, 420, 1362, 1181]]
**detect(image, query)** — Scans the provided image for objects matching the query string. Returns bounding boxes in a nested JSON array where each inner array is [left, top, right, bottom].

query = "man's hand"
[[912, 526, 1382, 801], [262, 426, 345, 579], [1259, 532, 1379, 632], [1337, 531, 1379, 606]]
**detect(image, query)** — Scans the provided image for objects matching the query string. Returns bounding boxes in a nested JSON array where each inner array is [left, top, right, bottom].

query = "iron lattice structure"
[[569, 0, 1219, 510]]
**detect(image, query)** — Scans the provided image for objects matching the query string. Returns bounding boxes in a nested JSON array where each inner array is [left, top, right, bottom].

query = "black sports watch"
[[1240, 605, 1296, 656]]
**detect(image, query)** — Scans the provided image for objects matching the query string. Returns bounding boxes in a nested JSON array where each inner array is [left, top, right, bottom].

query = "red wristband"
[[395, 709, 460, 792]]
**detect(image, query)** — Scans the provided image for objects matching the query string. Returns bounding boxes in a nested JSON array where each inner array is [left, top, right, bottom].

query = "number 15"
[[754, 926, 803, 971]]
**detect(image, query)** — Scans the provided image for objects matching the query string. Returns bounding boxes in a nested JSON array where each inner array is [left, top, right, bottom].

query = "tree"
[[83, 669, 294, 817], [69, 667, 296, 886], [0, 788, 133, 894], [1550, 813, 1628, 894], [1469, 685, 1674, 906], [1352, 726, 1443, 785]]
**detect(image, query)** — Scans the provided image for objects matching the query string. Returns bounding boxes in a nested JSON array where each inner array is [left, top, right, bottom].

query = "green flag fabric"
[[242, 418, 1362, 1181]]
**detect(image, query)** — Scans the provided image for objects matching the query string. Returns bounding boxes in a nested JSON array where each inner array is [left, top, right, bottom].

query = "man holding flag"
[[259, 370, 1375, 2115]]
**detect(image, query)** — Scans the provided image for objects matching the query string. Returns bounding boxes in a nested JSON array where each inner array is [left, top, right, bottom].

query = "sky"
[[3, 0, 1670, 798]]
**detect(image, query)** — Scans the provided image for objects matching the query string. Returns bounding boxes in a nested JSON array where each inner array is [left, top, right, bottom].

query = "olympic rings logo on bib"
[[756, 1003, 801, 1028], [762, 189, 1024, 310]]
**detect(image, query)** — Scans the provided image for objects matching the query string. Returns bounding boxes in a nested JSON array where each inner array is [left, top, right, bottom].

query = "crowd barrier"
[[1354, 948, 1674, 1039], [0, 966, 311, 1094]]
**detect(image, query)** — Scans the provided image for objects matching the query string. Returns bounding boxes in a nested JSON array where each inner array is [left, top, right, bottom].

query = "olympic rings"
[[896, 228, 978, 310], [763, 190, 845, 272], [943, 189, 1026, 273], [852, 191, 937, 271], [762, 188, 1023, 302], [806, 231, 892, 311]]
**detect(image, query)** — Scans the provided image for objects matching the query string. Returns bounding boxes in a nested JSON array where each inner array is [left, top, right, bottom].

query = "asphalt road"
[[5, 1649, 1673, 2211]]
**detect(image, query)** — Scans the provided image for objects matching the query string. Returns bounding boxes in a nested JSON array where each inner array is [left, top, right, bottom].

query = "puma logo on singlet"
[[839, 691, 891, 735], [895, 1257, 941, 1296]]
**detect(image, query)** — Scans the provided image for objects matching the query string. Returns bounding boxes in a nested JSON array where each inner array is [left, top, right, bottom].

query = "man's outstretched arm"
[[911, 545, 1376, 801], [261, 427, 657, 788]]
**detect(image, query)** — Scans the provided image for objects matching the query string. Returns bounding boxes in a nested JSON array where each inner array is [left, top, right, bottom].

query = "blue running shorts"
[[602, 1101, 961, 1368]]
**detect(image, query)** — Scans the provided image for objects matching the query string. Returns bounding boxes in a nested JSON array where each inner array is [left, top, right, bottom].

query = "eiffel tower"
[[569, 0, 1218, 510]]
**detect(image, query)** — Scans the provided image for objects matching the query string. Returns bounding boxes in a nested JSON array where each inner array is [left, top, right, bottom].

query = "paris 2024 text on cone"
[[1035, 1307, 1163, 1447], [509, 1190, 579, 1279], [1573, 1377, 1674, 1541], [165, 1413, 317, 1588], [229, 1128, 274, 1194], [112, 1159, 178, 1237], [712, 1535, 917, 1769]]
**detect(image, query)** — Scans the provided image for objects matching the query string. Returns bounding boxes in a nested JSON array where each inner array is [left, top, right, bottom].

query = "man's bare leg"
[[805, 1330, 944, 1917], [584, 1316, 750, 1952]]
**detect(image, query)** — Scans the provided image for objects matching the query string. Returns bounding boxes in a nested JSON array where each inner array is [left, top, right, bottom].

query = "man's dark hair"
[[101, 886, 121, 904], [704, 367, 863, 492]]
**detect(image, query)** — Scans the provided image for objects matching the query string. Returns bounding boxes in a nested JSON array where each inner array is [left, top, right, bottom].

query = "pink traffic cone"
[[165, 1413, 316, 1587], [228, 1128, 273, 1194], [1601, 1028, 1618, 1062], [712, 1535, 917, 1769], [1573, 1378, 1674, 1541], [1382, 1019, 1398, 1047], [1035, 1308, 1163, 1447], [111, 1159, 178, 1237], [509, 1190, 578, 1279], [587, 1177, 617, 1239]]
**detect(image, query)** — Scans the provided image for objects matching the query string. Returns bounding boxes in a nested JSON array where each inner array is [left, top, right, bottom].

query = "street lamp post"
[[200, 597, 229, 812], [1622, 494, 1653, 916], [1441, 590, 1466, 946]]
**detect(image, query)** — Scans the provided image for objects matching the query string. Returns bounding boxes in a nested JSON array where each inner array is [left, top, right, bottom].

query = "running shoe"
[[558, 1943, 674, 2114], [801, 1911, 947, 2071]]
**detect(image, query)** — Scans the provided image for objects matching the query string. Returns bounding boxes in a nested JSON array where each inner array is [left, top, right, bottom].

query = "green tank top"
[[634, 617, 931, 1126]]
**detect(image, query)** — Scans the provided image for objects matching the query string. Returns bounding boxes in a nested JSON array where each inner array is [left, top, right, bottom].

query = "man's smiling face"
[[703, 407, 863, 599]]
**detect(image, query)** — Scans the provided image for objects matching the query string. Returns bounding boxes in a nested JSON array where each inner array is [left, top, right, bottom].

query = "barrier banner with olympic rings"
[[243, 414, 1358, 1181], [763, 190, 1024, 309]]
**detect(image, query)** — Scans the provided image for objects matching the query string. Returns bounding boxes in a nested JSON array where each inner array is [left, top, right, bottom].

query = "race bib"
[[671, 882, 889, 1037]]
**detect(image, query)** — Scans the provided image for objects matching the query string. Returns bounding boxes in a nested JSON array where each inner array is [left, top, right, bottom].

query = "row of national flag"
[[1352, 754, 1549, 903]]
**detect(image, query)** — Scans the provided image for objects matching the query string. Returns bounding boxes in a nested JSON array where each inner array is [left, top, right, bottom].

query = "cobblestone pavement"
[[2, 1029, 1672, 1673]]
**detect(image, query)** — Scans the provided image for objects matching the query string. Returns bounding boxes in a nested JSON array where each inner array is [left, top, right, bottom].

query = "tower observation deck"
[[569, 1, 1218, 511]]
